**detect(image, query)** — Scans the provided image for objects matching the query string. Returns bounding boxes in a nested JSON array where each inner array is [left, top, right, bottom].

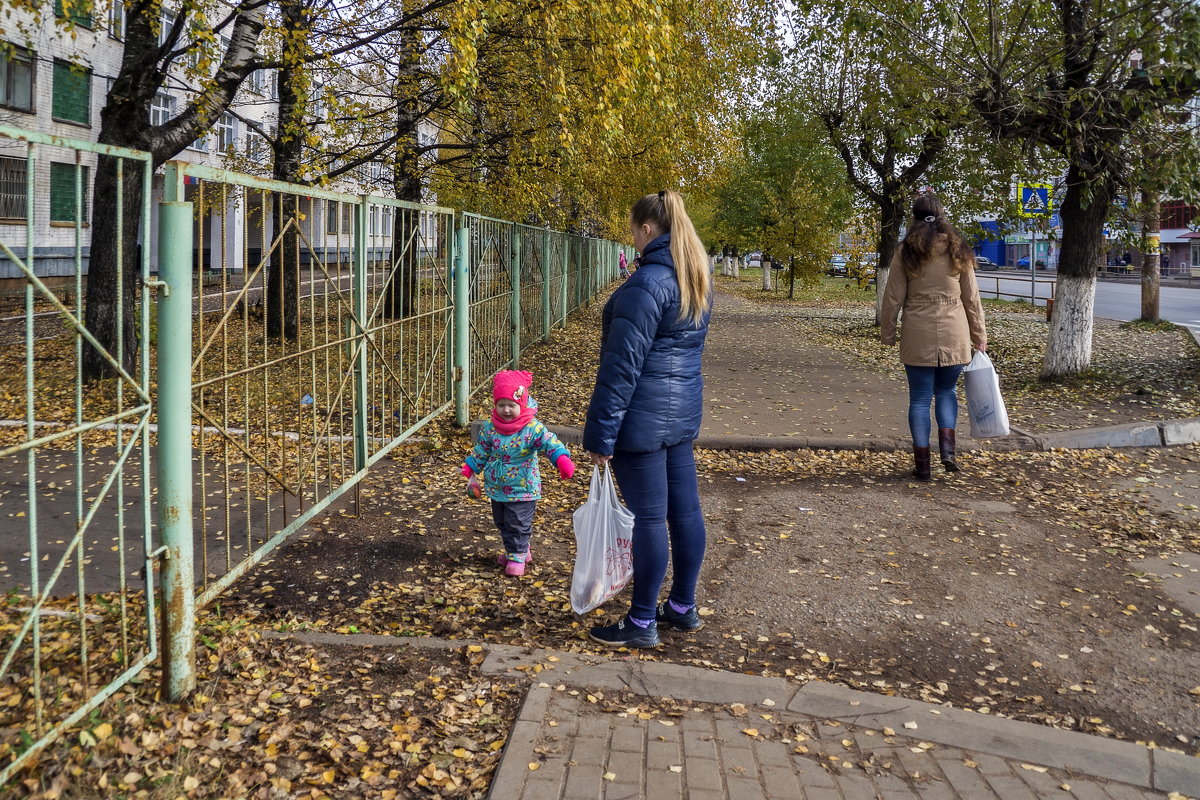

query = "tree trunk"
[[1041, 166, 1110, 378], [1140, 189, 1161, 322], [82, 155, 144, 380], [266, 0, 308, 340], [386, 29, 424, 319], [874, 195, 905, 326], [78, 0, 265, 378], [761, 258, 771, 291]]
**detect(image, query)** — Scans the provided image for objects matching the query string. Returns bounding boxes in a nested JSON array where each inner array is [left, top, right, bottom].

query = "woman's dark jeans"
[[611, 441, 707, 621], [904, 364, 965, 447]]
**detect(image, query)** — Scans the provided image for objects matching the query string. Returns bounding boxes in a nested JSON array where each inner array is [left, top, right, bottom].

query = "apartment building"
[[0, 2, 440, 284]]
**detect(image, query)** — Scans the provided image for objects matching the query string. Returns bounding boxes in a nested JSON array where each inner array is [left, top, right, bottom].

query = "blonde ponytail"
[[630, 190, 711, 326]]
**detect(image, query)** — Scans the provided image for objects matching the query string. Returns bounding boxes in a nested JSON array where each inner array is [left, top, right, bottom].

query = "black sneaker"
[[589, 616, 660, 649], [656, 602, 703, 632]]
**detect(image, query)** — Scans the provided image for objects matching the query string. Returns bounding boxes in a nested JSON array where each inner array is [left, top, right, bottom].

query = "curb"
[[470, 418, 1200, 453], [260, 631, 1200, 796]]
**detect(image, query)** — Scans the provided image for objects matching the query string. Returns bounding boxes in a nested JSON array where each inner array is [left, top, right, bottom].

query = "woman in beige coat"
[[880, 194, 987, 481]]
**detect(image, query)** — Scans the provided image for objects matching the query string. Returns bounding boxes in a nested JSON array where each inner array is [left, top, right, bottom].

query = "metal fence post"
[[541, 228, 551, 342], [560, 234, 569, 328], [454, 221, 470, 426], [157, 170, 195, 700], [510, 225, 521, 367], [353, 197, 368, 473]]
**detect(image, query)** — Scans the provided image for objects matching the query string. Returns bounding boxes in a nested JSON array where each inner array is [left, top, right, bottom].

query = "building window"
[[49, 162, 90, 223], [109, 0, 124, 38], [54, 0, 93, 28], [159, 8, 176, 47], [269, 70, 279, 100], [310, 80, 325, 119], [149, 91, 175, 126], [246, 69, 265, 95], [215, 112, 236, 150], [0, 156, 27, 221], [0, 45, 34, 113], [52, 59, 91, 125]]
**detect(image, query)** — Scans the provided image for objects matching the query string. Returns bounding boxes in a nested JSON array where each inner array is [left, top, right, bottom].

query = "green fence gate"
[[0, 126, 160, 785]]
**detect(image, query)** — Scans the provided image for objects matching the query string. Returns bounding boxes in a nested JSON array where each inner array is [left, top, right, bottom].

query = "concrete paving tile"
[[800, 786, 845, 800], [793, 758, 838, 789], [759, 764, 801, 797], [972, 753, 1019, 778], [608, 723, 644, 754], [1098, 781, 1167, 800], [931, 758, 999, 798], [867, 769, 923, 799], [1151, 747, 1200, 796], [562, 763, 604, 800], [601, 749, 642, 788], [755, 739, 797, 770], [646, 738, 682, 773], [724, 773, 768, 800], [681, 757, 722, 792], [979, 773, 1041, 800], [834, 768, 894, 799], [1060, 779, 1118, 800], [521, 770, 567, 800], [643, 764, 683, 800]]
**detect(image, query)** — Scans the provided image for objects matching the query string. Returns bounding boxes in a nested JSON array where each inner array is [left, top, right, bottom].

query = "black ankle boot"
[[938, 428, 959, 472], [912, 446, 932, 481]]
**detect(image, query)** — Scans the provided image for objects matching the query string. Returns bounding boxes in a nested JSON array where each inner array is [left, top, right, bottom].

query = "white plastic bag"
[[962, 350, 1010, 438], [570, 465, 635, 615]]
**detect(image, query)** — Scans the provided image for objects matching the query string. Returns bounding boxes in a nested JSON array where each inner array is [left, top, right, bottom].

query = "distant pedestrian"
[[631, 251, 641, 271], [880, 194, 988, 481], [619, 250, 630, 279], [583, 190, 712, 649], [460, 370, 575, 577]]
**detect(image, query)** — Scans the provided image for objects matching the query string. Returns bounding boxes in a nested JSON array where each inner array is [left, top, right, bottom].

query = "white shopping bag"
[[570, 465, 635, 615], [962, 350, 1010, 438]]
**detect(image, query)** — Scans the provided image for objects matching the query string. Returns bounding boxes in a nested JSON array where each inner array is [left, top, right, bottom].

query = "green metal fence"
[[0, 126, 159, 786], [0, 124, 622, 780]]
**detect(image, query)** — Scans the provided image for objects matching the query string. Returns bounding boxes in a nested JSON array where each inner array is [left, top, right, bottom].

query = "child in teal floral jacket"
[[461, 370, 575, 576]]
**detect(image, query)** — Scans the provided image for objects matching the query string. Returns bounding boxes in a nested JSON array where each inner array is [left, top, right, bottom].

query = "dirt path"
[[701, 291, 908, 441]]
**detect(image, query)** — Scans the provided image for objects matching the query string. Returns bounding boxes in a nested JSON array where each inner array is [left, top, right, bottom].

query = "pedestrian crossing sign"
[[1018, 183, 1053, 217]]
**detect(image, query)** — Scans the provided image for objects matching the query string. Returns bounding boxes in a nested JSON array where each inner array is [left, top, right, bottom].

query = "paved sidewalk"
[[259, 632, 1200, 799], [478, 644, 1199, 800]]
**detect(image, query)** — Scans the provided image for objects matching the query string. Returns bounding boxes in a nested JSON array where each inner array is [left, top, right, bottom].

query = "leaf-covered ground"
[[714, 273, 1200, 432], [9, 277, 1200, 798]]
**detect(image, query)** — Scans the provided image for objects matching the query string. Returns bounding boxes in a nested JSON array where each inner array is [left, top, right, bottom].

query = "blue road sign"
[[1018, 183, 1053, 217]]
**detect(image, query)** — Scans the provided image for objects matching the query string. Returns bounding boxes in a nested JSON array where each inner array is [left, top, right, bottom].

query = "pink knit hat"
[[493, 370, 533, 408]]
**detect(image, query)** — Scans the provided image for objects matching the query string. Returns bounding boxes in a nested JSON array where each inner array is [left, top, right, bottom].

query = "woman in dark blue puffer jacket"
[[583, 190, 711, 649]]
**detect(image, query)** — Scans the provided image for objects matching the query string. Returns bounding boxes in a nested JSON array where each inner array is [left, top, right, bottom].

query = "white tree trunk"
[[762, 263, 772, 291], [1040, 274, 1096, 378], [723, 255, 732, 276], [874, 265, 890, 326]]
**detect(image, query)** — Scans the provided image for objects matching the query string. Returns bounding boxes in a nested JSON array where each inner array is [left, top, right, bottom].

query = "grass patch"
[[1119, 319, 1182, 333]]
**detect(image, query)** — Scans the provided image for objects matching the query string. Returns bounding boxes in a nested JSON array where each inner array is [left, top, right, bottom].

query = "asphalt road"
[[976, 270, 1200, 334]]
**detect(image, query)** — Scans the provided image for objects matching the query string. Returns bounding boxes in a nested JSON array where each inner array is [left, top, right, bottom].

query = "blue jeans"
[[904, 365, 965, 447], [611, 442, 707, 621]]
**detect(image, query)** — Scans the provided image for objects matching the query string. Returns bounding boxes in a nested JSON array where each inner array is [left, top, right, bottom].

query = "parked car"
[[1016, 256, 1048, 270], [856, 254, 879, 281], [828, 255, 848, 276], [746, 251, 763, 268], [975, 256, 1000, 271]]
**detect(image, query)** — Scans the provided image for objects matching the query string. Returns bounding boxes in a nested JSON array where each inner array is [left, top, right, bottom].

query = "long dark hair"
[[897, 194, 974, 278]]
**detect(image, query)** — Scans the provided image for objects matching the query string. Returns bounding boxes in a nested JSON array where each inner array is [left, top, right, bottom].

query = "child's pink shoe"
[[504, 554, 527, 577], [497, 549, 532, 566]]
